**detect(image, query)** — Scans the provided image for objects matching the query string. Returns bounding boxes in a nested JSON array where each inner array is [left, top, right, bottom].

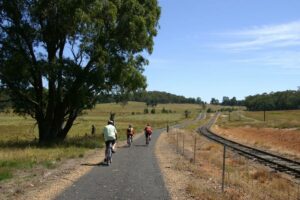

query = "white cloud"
[[232, 51, 300, 69], [218, 20, 300, 51]]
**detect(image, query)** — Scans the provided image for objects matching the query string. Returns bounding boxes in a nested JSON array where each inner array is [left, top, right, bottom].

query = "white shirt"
[[103, 124, 117, 141]]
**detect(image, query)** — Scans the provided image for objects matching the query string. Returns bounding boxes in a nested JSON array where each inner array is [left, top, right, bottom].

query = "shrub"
[[184, 110, 191, 118], [207, 108, 214, 113], [144, 108, 149, 114], [161, 107, 168, 113], [151, 108, 156, 114]]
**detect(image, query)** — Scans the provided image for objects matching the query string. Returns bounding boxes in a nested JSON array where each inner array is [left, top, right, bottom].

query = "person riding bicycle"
[[144, 123, 153, 142], [103, 120, 117, 161], [126, 124, 135, 145]]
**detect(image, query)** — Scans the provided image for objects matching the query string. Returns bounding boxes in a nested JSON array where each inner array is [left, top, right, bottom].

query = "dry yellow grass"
[[0, 102, 201, 183], [218, 109, 300, 129], [159, 128, 300, 200], [212, 125, 300, 160]]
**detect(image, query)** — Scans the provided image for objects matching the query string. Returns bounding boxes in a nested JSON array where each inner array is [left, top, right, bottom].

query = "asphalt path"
[[56, 129, 170, 200]]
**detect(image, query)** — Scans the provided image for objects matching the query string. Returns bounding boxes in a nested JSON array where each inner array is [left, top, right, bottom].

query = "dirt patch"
[[155, 132, 194, 200], [212, 126, 300, 160], [155, 130, 240, 200]]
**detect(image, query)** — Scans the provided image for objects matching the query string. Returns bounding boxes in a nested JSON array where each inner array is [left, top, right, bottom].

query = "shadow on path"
[[81, 162, 108, 167]]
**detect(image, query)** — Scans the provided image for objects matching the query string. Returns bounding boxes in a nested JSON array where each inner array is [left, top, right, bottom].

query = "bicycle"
[[144, 124, 152, 146], [145, 133, 150, 145], [105, 141, 113, 165], [127, 135, 133, 147]]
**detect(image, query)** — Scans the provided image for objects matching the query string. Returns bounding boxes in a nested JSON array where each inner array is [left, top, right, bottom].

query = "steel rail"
[[198, 113, 300, 179]]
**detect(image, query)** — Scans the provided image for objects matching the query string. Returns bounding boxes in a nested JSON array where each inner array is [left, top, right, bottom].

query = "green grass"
[[0, 102, 202, 181], [216, 109, 300, 129], [0, 169, 13, 181]]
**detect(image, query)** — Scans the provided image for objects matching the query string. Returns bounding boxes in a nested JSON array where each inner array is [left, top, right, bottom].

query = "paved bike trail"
[[56, 129, 169, 200]]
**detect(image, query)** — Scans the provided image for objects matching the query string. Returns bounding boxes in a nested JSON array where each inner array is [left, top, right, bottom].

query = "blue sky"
[[144, 0, 300, 102]]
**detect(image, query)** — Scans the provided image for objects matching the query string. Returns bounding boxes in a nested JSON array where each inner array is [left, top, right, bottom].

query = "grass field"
[[0, 102, 202, 182], [217, 109, 300, 129]]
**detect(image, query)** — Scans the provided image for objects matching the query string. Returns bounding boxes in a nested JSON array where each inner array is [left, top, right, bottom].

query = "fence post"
[[176, 130, 179, 154], [222, 145, 226, 192], [182, 132, 185, 156], [167, 122, 169, 133], [194, 134, 197, 163], [297, 183, 299, 200]]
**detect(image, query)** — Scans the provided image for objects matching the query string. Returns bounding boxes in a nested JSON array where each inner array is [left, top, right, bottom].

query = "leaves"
[[0, 0, 160, 141]]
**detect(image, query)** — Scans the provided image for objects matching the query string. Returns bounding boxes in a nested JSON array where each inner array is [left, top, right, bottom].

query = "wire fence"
[[167, 128, 300, 200]]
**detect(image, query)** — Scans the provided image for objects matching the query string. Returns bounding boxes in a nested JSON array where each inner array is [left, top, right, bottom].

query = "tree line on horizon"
[[244, 90, 300, 111], [97, 90, 204, 105], [210, 90, 300, 111], [3, 88, 300, 112]]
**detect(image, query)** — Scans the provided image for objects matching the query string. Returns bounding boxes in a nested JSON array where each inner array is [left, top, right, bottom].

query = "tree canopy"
[[244, 90, 300, 111], [96, 90, 204, 105], [132, 91, 203, 105], [0, 0, 160, 143]]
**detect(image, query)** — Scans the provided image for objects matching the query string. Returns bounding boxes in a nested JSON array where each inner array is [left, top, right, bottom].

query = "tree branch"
[[0, 74, 39, 107]]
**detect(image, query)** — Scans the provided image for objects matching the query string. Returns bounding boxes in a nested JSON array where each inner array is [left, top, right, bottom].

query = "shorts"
[[105, 139, 116, 148], [127, 134, 133, 139], [145, 132, 152, 138]]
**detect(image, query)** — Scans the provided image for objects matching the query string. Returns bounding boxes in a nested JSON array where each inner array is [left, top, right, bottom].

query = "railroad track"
[[198, 113, 300, 179]]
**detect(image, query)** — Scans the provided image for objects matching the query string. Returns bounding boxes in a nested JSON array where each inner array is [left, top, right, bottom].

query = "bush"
[[184, 110, 191, 118], [219, 107, 236, 112], [144, 108, 149, 114], [151, 108, 156, 114], [207, 108, 214, 113], [161, 107, 168, 113]]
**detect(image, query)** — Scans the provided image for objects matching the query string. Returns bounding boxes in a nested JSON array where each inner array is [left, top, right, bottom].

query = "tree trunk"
[[37, 108, 78, 144], [38, 120, 59, 144]]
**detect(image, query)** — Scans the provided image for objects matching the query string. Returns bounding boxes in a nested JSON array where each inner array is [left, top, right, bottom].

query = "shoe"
[[112, 150, 116, 153]]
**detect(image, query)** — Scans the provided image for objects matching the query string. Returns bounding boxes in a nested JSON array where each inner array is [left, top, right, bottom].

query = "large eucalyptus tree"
[[0, 0, 160, 143]]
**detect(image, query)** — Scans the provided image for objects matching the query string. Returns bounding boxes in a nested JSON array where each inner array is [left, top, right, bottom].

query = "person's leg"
[[112, 140, 116, 153], [104, 141, 110, 162]]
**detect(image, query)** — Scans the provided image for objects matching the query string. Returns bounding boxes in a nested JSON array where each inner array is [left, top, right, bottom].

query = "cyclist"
[[144, 123, 152, 144], [110, 120, 117, 152], [126, 124, 135, 146], [103, 120, 117, 162]]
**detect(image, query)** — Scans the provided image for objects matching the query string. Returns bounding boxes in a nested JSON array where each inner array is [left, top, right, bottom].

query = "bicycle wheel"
[[127, 136, 131, 147], [106, 143, 112, 165], [146, 135, 149, 145]]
